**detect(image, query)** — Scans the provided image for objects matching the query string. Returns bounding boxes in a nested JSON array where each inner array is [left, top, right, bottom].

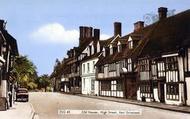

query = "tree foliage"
[[37, 74, 51, 92], [12, 55, 37, 89], [50, 59, 63, 79]]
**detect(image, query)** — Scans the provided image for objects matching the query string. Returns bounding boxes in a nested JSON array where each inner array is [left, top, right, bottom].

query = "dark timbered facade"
[[136, 7, 190, 105]]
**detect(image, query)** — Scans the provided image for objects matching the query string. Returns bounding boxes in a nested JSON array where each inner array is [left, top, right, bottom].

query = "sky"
[[0, 0, 189, 75]]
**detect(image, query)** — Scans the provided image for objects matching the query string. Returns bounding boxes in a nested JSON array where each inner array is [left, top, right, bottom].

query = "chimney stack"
[[114, 22, 122, 36], [79, 26, 93, 46], [158, 7, 168, 20], [85, 27, 93, 38], [94, 29, 100, 40], [79, 26, 85, 39], [0, 20, 5, 30], [134, 21, 144, 32]]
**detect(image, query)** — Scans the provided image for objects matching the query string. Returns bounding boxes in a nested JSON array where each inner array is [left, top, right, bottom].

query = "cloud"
[[100, 34, 111, 40], [30, 23, 79, 44], [30, 22, 111, 44]]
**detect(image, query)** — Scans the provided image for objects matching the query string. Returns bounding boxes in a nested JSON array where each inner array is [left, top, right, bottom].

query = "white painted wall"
[[95, 81, 99, 95], [178, 57, 184, 82], [188, 48, 190, 71], [186, 77, 190, 106], [0, 80, 7, 97], [137, 88, 141, 101], [81, 58, 99, 95], [97, 41, 100, 53], [153, 88, 160, 102], [104, 65, 108, 78], [82, 77, 92, 94]]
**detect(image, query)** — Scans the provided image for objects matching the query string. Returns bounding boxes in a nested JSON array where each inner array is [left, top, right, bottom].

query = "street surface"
[[0, 102, 34, 119], [29, 92, 190, 119]]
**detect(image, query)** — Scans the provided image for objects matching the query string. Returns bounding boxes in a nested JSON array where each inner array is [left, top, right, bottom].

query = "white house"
[[80, 29, 102, 95]]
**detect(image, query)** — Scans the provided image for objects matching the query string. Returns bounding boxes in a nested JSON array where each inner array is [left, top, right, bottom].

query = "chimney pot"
[[134, 21, 144, 32], [158, 7, 168, 20], [94, 29, 100, 40], [114, 22, 122, 36], [0, 20, 5, 30]]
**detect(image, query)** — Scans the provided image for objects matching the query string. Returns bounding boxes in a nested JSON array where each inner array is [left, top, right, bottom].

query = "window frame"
[[166, 83, 179, 100]]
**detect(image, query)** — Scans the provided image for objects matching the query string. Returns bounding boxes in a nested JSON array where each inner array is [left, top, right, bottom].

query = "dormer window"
[[97, 41, 100, 53], [102, 48, 106, 57], [129, 41, 133, 49], [117, 41, 122, 52], [128, 36, 133, 49], [110, 45, 113, 55], [91, 45, 94, 55], [118, 45, 122, 52]]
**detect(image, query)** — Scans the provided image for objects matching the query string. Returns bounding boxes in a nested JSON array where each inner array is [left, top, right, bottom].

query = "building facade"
[[60, 7, 190, 106], [136, 7, 190, 105], [0, 20, 19, 110]]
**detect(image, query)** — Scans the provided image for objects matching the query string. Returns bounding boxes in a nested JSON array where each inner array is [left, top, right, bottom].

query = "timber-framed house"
[[136, 7, 190, 105]]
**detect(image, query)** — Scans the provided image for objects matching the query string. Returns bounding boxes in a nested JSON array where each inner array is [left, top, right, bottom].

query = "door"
[[159, 82, 165, 103], [125, 78, 137, 99]]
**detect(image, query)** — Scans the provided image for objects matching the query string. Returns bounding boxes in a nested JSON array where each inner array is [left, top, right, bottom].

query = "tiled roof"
[[81, 52, 101, 63], [134, 9, 190, 58], [2, 30, 19, 55]]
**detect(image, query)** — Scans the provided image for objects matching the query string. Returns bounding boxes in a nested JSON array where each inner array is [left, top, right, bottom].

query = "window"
[[101, 81, 111, 91], [83, 64, 85, 73], [157, 61, 165, 78], [166, 56, 178, 71], [151, 61, 157, 79], [87, 63, 90, 73], [97, 42, 100, 53], [93, 61, 95, 72], [118, 45, 122, 52], [98, 66, 104, 73], [110, 47, 113, 55], [126, 58, 132, 72], [139, 59, 150, 80], [128, 41, 133, 49], [111, 80, 117, 91], [166, 83, 179, 100], [83, 78, 85, 89], [166, 56, 178, 82], [120, 60, 125, 71], [102, 48, 106, 57], [108, 63, 116, 71], [139, 59, 149, 71], [91, 45, 94, 55], [140, 82, 153, 98], [91, 79, 95, 90], [116, 80, 123, 91], [113, 47, 117, 54]]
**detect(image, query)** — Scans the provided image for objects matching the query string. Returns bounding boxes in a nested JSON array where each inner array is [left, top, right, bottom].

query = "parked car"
[[16, 88, 29, 102]]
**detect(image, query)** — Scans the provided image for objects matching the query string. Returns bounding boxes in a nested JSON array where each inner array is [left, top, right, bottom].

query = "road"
[[29, 92, 190, 119]]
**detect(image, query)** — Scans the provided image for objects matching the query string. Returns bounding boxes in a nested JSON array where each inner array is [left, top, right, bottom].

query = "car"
[[16, 88, 29, 102]]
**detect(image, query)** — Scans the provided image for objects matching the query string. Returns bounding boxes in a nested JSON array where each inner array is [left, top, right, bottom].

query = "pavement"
[[0, 102, 36, 119], [76, 94, 190, 114]]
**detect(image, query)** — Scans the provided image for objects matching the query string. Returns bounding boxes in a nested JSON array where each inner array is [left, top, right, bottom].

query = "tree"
[[50, 59, 63, 91], [12, 55, 38, 89], [37, 74, 50, 92]]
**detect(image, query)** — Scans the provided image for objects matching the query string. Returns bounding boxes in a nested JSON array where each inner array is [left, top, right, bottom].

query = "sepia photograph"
[[0, 0, 190, 119]]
